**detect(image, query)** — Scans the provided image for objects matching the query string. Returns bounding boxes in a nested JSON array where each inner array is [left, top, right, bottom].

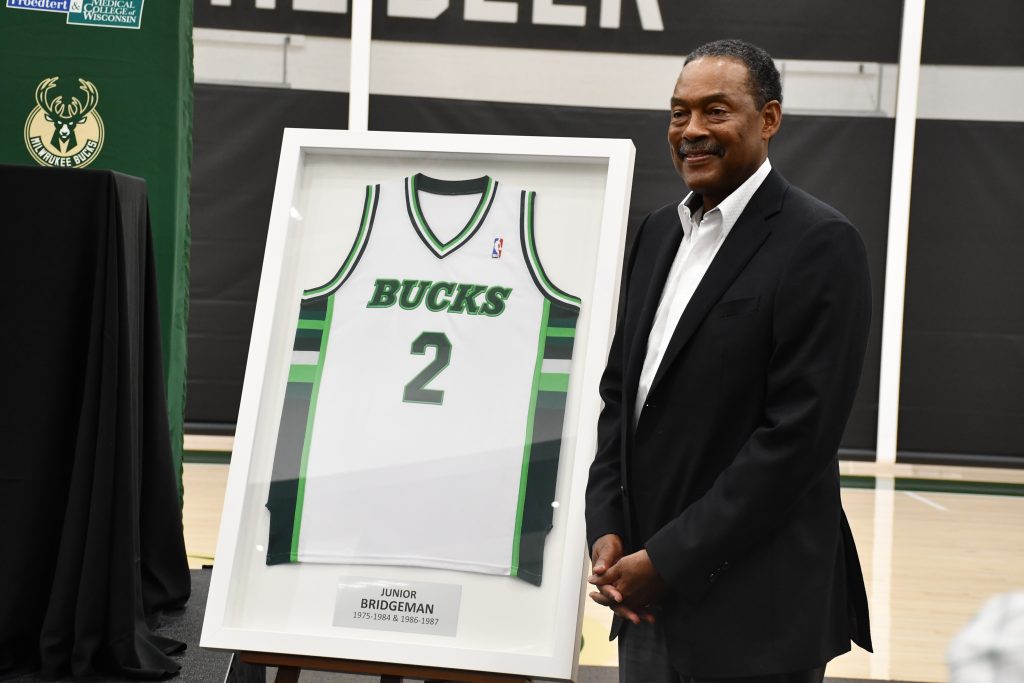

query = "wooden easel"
[[239, 651, 531, 683]]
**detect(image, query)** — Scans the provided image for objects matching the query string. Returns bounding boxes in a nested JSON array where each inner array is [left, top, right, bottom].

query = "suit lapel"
[[647, 171, 788, 397], [624, 214, 683, 409]]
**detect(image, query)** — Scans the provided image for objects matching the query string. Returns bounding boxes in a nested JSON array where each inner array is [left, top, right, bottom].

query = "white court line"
[[903, 490, 948, 511], [870, 475, 895, 680]]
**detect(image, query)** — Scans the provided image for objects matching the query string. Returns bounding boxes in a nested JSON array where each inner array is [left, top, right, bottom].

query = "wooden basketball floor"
[[182, 436, 1024, 682]]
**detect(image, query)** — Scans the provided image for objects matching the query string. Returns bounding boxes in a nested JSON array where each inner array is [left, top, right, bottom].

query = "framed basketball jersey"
[[266, 173, 580, 585]]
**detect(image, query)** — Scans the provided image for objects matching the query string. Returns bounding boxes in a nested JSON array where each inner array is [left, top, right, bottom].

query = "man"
[[585, 39, 873, 682]]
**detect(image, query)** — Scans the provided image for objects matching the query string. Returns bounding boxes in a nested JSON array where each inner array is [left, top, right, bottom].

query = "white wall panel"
[[293, 0, 348, 12], [195, 30, 897, 116], [194, 28, 350, 92], [918, 65, 1024, 122]]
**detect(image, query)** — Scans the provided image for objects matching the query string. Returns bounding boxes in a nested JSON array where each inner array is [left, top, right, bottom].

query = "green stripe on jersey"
[[290, 294, 336, 561], [265, 381, 314, 564], [511, 298, 551, 578], [288, 365, 317, 383], [538, 373, 570, 393], [513, 296, 581, 584]]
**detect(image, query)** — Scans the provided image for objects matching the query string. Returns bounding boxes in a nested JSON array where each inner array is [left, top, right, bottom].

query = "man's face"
[[667, 56, 780, 209]]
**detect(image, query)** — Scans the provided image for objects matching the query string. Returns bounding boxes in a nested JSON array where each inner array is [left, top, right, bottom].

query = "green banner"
[[0, 0, 192, 494]]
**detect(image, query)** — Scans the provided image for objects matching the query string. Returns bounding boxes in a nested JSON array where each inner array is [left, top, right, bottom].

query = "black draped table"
[[0, 165, 191, 678]]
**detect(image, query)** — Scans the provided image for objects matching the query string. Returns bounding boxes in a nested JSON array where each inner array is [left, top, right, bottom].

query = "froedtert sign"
[[6, 0, 143, 28]]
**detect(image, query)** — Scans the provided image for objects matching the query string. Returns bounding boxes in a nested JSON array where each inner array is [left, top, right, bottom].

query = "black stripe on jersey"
[[518, 390, 568, 586], [543, 335, 575, 361], [266, 381, 314, 565], [307, 184, 379, 302], [547, 301, 580, 329], [299, 297, 329, 321], [415, 173, 489, 196], [293, 328, 323, 351]]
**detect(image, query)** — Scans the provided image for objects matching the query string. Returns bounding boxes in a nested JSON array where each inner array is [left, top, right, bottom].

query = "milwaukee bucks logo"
[[24, 77, 105, 169]]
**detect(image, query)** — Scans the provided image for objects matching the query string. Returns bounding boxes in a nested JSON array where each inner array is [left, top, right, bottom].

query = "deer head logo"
[[24, 76, 105, 169], [34, 77, 99, 152]]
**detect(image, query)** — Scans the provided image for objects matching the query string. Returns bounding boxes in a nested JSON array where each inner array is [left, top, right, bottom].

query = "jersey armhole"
[[302, 184, 379, 301], [519, 190, 582, 311]]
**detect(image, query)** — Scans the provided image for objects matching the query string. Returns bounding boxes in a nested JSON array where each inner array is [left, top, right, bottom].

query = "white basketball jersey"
[[266, 173, 580, 585]]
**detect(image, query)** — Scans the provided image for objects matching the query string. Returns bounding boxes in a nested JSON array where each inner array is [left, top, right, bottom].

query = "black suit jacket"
[[585, 170, 873, 677]]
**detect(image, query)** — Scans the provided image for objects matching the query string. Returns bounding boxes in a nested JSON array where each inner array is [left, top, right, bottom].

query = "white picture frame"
[[200, 129, 635, 682]]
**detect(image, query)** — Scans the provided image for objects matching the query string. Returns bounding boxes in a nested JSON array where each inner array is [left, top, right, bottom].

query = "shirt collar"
[[677, 158, 773, 238]]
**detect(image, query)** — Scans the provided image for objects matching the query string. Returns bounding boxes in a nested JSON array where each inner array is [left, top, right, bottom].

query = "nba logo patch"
[[492, 237, 503, 258]]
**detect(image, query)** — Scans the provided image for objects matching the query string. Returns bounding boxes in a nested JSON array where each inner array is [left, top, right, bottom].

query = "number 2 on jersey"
[[403, 331, 451, 405]]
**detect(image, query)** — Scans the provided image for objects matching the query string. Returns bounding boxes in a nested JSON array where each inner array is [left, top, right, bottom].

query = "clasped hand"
[[587, 533, 668, 624]]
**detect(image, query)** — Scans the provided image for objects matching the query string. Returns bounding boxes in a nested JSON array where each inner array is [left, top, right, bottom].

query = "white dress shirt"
[[634, 159, 772, 425]]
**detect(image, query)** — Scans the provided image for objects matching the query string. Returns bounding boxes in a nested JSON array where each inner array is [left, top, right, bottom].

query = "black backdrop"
[[898, 120, 1024, 465], [921, 0, 1024, 66], [187, 85, 348, 427]]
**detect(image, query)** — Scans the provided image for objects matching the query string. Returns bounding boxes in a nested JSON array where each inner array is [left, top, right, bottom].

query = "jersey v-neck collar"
[[405, 173, 496, 258]]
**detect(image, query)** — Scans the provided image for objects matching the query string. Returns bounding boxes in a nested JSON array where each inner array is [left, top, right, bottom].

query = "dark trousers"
[[617, 620, 826, 683]]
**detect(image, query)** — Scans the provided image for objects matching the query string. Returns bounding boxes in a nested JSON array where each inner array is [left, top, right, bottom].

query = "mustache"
[[677, 142, 724, 158]]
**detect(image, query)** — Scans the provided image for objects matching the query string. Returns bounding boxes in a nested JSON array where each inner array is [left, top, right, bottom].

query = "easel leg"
[[274, 666, 301, 683]]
